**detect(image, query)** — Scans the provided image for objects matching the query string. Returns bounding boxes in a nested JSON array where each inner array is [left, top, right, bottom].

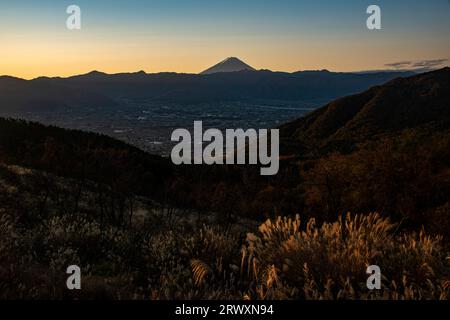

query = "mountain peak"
[[87, 70, 107, 76], [201, 57, 255, 75]]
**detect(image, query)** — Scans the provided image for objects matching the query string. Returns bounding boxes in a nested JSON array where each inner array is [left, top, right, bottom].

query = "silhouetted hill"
[[0, 117, 173, 199], [280, 67, 450, 155], [25, 69, 413, 105], [0, 76, 117, 112], [68, 70, 414, 103]]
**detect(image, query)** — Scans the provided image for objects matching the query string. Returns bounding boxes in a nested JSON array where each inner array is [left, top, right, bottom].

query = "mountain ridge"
[[279, 67, 450, 155], [0, 68, 415, 109]]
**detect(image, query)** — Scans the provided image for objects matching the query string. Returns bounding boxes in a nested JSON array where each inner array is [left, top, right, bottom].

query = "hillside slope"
[[0, 118, 173, 199], [280, 67, 450, 155]]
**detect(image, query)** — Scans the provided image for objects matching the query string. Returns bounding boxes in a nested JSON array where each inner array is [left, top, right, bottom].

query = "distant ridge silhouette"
[[200, 57, 255, 75], [0, 66, 415, 109]]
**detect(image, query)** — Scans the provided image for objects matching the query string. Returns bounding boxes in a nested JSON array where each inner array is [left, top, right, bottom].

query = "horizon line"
[[2, 67, 439, 81]]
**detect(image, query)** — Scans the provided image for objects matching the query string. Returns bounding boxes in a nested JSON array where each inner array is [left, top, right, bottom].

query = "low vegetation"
[[0, 164, 448, 299]]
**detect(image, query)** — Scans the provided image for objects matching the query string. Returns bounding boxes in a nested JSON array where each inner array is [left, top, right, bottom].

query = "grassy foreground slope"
[[0, 161, 448, 299]]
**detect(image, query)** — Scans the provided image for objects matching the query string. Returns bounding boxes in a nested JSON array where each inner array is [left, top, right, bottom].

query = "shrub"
[[242, 213, 449, 300]]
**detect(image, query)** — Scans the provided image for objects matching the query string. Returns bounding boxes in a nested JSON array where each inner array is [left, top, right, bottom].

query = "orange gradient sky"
[[1, 0, 449, 79]]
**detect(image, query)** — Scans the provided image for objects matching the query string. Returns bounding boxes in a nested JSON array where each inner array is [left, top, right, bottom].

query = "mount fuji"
[[200, 57, 255, 75]]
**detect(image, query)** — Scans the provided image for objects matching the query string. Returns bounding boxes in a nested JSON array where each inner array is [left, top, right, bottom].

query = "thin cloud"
[[385, 61, 412, 69], [385, 59, 448, 72], [411, 59, 448, 68]]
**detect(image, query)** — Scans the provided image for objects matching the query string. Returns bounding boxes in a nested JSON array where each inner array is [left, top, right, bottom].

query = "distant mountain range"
[[0, 75, 117, 112], [0, 58, 415, 111]]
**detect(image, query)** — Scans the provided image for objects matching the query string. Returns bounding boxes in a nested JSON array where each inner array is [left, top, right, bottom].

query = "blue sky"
[[1, 0, 449, 78]]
